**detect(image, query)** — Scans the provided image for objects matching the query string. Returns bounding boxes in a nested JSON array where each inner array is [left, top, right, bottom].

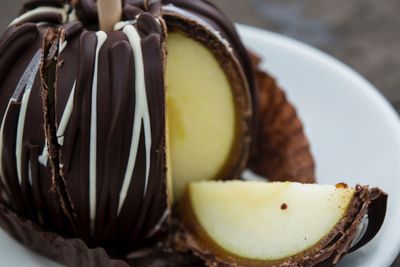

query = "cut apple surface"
[[167, 31, 241, 201], [185, 181, 354, 260], [180, 181, 387, 266]]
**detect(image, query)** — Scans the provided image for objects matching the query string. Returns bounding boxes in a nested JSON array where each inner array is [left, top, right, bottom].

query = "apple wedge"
[[180, 181, 387, 266], [166, 30, 251, 201]]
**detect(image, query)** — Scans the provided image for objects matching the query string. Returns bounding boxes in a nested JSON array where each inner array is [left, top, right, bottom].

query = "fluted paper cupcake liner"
[[248, 53, 316, 183], [0, 204, 128, 267], [0, 203, 206, 266]]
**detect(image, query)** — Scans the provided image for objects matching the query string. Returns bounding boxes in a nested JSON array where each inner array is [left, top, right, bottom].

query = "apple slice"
[[167, 31, 251, 201], [180, 181, 387, 266]]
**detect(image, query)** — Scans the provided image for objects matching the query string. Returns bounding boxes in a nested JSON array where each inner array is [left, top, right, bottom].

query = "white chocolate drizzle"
[[89, 31, 107, 233], [12, 50, 42, 100], [114, 20, 136, 31], [146, 209, 170, 238], [16, 51, 41, 184], [38, 141, 49, 166], [15, 53, 41, 183], [9, 6, 69, 27], [67, 8, 78, 23], [0, 103, 12, 193], [0, 50, 41, 188], [56, 81, 76, 146], [15, 90, 32, 184], [55, 36, 73, 156], [28, 160, 33, 185], [118, 24, 152, 214], [59, 39, 68, 54]]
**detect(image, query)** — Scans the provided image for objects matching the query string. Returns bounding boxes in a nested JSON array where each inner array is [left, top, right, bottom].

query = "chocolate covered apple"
[[0, 0, 253, 255], [0, 0, 387, 266]]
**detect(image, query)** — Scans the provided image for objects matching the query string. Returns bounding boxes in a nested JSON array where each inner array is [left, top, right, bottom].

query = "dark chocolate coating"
[[0, 1, 170, 256], [0, 23, 69, 233]]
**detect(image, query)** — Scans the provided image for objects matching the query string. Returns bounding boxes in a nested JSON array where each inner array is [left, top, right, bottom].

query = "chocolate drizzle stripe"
[[118, 24, 152, 214], [59, 39, 67, 54], [146, 208, 169, 238], [9, 6, 69, 27], [67, 10, 79, 24], [56, 81, 76, 146], [0, 102, 13, 194], [27, 160, 33, 185], [89, 31, 107, 234], [0, 49, 41, 189], [114, 21, 137, 31], [11, 49, 42, 101], [15, 91, 32, 184], [15, 53, 42, 185], [94, 38, 133, 244], [28, 146, 45, 224], [1, 102, 27, 214], [38, 142, 49, 166]]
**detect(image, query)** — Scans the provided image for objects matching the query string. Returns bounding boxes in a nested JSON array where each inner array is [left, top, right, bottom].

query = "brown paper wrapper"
[[0, 203, 204, 266], [0, 205, 128, 267], [248, 53, 316, 183], [125, 249, 203, 267]]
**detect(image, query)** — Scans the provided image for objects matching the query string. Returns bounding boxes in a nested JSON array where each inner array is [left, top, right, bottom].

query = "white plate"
[[1, 25, 400, 267]]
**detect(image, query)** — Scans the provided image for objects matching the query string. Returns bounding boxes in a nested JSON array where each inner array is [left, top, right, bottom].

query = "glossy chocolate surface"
[[0, 0, 170, 254]]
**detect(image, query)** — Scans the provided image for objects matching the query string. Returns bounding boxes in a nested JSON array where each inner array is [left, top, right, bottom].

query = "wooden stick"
[[97, 0, 122, 31]]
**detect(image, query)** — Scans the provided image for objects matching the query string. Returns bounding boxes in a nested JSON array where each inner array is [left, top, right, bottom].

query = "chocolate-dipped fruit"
[[179, 181, 387, 266]]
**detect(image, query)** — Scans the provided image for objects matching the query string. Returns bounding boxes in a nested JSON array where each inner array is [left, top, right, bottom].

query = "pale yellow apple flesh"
[[166, 32, 237, 201], [186, 181, 355, 261]]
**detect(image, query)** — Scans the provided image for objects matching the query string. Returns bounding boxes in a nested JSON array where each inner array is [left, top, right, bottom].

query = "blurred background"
[[1, 0, 399, 113], [213, 0, 400, 114], [0, 0, 399, 266], [0, 0, 400, 112]]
